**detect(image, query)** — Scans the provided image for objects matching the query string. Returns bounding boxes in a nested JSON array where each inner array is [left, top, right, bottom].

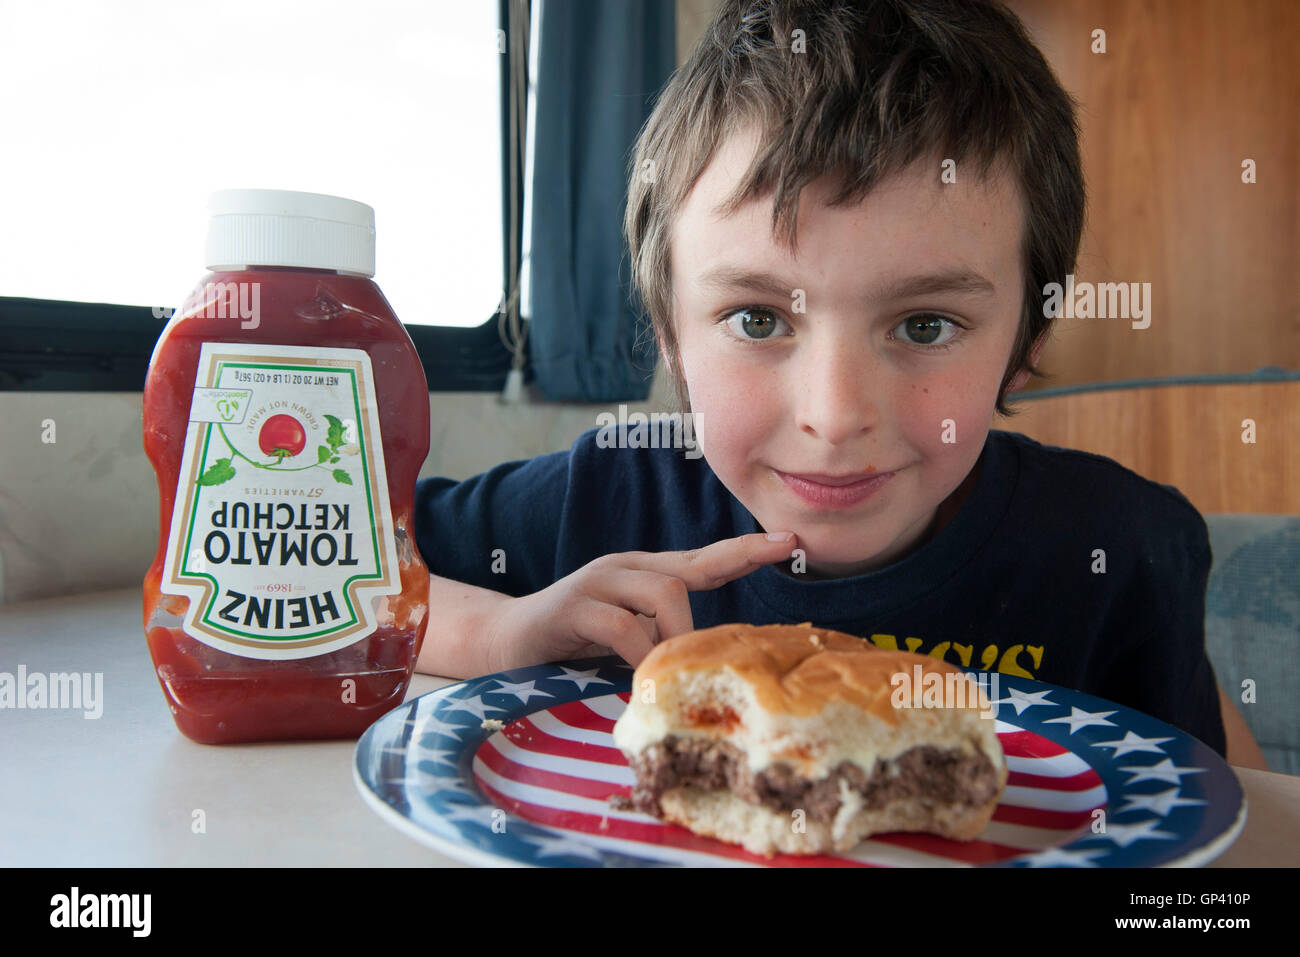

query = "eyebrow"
[[697, 265, 997, 302]]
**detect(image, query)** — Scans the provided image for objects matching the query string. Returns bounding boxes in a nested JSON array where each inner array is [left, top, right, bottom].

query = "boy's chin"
[[781, 517, 939, 577]]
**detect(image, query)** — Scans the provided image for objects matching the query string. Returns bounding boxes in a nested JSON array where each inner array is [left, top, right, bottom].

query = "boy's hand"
[[485, 532, 798, 671]]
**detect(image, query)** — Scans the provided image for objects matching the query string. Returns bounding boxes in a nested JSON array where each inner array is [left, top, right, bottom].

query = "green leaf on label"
[[318, 445, 331, 463], [325, 414, 345, 449], [330, 456, 340, 463], [332, 469, 352, 485], [198, 457, 236, 486]]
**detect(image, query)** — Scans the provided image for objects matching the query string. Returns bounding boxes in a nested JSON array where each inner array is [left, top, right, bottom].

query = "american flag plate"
[[353, 656, 1246, 867]]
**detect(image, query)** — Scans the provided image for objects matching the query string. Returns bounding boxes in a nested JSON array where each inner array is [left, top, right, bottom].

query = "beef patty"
[[620, 735, 999, 822]]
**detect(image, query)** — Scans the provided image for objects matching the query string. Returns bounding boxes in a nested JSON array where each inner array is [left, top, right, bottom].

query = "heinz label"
[[160, 342, 401, 659]]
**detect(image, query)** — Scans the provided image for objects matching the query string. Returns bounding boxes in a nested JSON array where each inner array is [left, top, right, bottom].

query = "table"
[[2, 587, 1297, 867]]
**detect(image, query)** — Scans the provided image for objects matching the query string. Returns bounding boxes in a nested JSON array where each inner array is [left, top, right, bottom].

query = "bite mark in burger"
[[611, 622, 1007, 856]]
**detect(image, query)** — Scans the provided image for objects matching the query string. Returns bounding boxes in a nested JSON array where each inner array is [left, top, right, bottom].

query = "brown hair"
[[623, 0, 1084, 416]]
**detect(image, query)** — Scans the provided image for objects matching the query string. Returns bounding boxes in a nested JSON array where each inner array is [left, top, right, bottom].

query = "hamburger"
[[611, 622, 1006, 856]]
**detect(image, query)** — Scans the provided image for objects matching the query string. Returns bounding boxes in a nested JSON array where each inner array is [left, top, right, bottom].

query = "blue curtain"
[[528, 0, 676, 402]]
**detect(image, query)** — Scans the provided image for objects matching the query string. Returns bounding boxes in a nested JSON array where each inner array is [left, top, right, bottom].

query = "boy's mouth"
[[783, 470, 880, 487], [774, 469, 895, 509]]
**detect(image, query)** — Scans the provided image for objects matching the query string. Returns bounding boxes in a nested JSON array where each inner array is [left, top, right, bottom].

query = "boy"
[[414, 0, 1265, 767]]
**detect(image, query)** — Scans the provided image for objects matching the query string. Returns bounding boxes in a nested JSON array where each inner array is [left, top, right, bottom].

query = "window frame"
[[0, 0, 522, 394]]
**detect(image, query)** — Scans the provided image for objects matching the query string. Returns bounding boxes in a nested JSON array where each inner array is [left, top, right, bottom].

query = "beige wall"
[[678, 0, 721, 64]]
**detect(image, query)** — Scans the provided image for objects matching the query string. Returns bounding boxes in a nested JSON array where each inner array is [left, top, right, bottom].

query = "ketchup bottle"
[[142, 189, 430, 744]]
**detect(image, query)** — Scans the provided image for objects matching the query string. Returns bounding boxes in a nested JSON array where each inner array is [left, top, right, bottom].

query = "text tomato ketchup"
[[142, 189, 430, 744]]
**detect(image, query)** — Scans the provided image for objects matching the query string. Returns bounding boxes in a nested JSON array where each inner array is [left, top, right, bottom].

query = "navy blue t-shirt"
[[414, 427, 1227, 756]]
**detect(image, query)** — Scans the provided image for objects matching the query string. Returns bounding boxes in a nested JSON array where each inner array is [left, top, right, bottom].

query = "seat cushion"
[[1203, 515, 1300, 775]]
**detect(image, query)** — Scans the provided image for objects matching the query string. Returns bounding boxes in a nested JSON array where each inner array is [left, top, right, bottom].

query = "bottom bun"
[[659, 783, 1001, 857]]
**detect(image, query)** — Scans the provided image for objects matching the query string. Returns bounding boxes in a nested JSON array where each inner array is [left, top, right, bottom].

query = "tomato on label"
[[259, 414, 307, 459]]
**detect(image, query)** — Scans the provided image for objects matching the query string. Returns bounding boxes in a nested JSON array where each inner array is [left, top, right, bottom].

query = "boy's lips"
[[782, 470, 885, 487], [773, 468, 896, 509]]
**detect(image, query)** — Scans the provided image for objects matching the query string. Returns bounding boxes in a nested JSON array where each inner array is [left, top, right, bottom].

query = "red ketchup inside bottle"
[[142, 190, 430, 744]]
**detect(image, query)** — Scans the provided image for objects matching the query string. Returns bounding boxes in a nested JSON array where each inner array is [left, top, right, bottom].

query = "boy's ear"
[[1007, 333, 1048, 394]]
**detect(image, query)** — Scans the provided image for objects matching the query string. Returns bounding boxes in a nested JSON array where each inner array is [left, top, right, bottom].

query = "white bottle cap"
[[205, 189, 376, 277]]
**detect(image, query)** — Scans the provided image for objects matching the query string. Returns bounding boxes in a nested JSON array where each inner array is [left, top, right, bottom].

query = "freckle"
[[923, 387, 929, 394]]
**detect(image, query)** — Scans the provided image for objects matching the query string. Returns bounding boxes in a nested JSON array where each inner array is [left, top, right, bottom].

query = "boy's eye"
[[722, 307, 790, 341], [893, 313, 960, 347]]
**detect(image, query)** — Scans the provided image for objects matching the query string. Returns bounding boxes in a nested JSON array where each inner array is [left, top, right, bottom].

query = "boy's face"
[[667, 124, 1029, 577]]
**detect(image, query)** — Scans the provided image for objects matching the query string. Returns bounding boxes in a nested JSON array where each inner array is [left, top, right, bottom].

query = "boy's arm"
[[1217, 684, 1270, 771], [410, 445, 578, 678], [414, 573, 513, 679]]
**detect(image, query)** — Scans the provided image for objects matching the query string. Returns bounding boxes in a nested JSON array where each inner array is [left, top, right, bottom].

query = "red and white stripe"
[[471, 692, 1105, 867]]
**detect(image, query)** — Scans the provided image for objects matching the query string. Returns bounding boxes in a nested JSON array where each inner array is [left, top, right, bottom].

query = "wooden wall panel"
[[1008, 0, 1300, 389], [1001, 381, 1298, 513]]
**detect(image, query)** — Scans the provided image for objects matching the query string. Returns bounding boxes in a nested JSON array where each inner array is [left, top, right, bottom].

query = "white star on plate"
[[420, 713, 471, 742], [410, 746, 461, 770], [1118, 758, 1206, 786], [490, 679, 555, 705], [441, 694, 507, 721], [1116, 788, 1207, 817], [440, 803, 494, 825], [1021, 847, 1109, 867], [993, 687, 1056, 715], [1080, 818, 1179, 848], [1091, 731, 1173, 758], [382, 764, 444, 789], [550, 667, 613, 692], [525, 831, 605, 862], [1043, 706, 1118, 734]]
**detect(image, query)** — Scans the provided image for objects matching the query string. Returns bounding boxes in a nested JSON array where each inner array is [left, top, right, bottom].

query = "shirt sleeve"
[[412, 447, 572, 599], [1099, 494, 1228, 757]]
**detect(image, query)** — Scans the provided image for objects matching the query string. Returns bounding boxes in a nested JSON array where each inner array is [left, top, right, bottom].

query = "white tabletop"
[[0, 586, 463, 867], [2, 586, 1297, 867]]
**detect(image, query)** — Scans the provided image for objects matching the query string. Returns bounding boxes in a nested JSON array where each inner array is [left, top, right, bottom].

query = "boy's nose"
[[793, 339, 879, 445]]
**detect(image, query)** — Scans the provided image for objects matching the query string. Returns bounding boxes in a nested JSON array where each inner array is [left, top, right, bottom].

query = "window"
[[0, 0, 521, 390]]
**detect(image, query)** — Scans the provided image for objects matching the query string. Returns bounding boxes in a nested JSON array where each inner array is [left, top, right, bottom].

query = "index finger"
[[629, 532, 799, 592]]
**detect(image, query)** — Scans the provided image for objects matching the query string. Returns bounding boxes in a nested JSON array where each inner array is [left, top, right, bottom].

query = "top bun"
[[632, 621, 987, 724]]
